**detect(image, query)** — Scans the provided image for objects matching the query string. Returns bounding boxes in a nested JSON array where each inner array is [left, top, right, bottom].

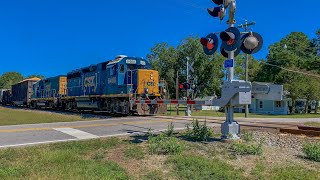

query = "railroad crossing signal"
[[200, 0, 265, 140], [179, 83, 190, 91], [240, 32, 263, 54]]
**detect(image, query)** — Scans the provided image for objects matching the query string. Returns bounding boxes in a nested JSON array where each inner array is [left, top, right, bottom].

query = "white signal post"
[[221, 0, 240, 139]]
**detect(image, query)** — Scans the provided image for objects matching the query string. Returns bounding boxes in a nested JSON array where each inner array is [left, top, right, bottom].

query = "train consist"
[[1, 55, 167, 115]]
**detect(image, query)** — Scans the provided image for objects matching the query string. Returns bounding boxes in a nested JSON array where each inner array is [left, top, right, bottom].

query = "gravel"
[[250, 129, 319, 154]]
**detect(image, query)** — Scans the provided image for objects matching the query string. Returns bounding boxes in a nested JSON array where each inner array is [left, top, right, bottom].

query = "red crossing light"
[[200, 33, 219, 55]]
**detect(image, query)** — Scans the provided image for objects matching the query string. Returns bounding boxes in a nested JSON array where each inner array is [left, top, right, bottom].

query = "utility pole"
[[185, 57, 191, 116], [237, 20, 256, 118], [176, 71, 179, 115]]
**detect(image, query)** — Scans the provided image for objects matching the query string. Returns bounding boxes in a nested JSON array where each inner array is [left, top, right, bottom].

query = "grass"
[[0, 107, 98, 126], [0, 130, 319, 179], [148, 134, 185, 155], [124, 145, 145, 160], [304, 122, 320, 127], [303, 142, 320, 162], [250, 161, 320, 180], [269, 166, 320, 180], [0, 138, 129, 179], [231, 141, 263, 155], [167, 154, 245, 180]]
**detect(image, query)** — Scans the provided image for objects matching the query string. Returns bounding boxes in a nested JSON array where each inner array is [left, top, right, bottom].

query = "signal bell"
[[200, 33, 219, 55], [220, 27, 241, 51], [240, 32, 263, 54]]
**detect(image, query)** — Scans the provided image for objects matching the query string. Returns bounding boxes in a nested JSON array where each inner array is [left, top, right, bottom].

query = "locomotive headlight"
[[144, 88, 149, 94]]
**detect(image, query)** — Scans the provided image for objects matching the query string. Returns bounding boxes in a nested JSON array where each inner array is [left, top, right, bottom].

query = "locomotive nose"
[[137, 69, 159, 96]]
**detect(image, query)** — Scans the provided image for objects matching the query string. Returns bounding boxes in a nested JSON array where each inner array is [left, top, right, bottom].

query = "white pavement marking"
[[53, 128, 99, 139], [0, 128, 187, 149]]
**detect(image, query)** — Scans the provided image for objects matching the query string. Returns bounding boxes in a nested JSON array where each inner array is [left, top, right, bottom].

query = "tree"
[[254, 31, 320, 114], [0, 72, 24, 89], [147, 43, 179, 98], [235, 54, 261, 81], [147, 36, 225, 99]]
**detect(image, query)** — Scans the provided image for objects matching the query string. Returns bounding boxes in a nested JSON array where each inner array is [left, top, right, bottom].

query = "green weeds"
[[148, 134, 184, 155], [184, 119, 213, 141], [303, 142, 320, 162], [167, 154, 244, 180], [231, 141, 263, 155]]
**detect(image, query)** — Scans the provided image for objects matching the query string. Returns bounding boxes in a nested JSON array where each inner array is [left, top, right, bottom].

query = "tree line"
[[147, 30, 320, 113], [0, 72, 44, 89]]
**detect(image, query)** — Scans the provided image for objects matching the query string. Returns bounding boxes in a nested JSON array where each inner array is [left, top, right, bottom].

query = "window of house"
[[276, 101, 282, 108], [259, 101, 263, 109]]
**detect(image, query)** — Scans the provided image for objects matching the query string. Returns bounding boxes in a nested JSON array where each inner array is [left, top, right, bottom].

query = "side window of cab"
[[119, 64, 125, 73]]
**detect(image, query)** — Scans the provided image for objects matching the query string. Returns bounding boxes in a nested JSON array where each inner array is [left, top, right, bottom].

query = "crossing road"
[[0, 116, 319, 148]]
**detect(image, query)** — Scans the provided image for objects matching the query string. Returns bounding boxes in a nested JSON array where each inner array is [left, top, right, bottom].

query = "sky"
[[0, 0, 319, 77]]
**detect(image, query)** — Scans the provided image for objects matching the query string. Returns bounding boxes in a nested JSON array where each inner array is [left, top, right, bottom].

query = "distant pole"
[[185, 57, 191, 116], [176, 71, 179, 115], [237, 20, 256, 118]]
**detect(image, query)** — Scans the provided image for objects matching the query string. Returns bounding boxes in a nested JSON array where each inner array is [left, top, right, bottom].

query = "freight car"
[[31, 55, 167, 115], [11, 78, 41, 106], [1, 89, 12, 105], [0, 89, 7, 104]]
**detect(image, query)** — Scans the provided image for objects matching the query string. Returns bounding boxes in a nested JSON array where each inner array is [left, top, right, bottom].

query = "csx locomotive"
[[2, 55, 167, 115]]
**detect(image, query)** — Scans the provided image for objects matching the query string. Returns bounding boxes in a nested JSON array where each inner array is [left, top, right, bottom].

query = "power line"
[[261, 61, 320, 78]]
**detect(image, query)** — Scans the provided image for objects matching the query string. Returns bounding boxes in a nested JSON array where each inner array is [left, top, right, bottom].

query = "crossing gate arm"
[[130, 81, 252, 107], [130, 100, 213, 106]]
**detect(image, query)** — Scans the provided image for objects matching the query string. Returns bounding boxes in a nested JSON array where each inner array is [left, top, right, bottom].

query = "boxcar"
[[12, 78, 41, 106]]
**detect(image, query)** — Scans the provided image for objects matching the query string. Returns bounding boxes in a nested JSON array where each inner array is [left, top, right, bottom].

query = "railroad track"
[[151, 116, 320, 137]]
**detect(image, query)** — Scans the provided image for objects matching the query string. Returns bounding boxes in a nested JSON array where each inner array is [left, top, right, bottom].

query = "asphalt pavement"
[[0, 116, 319, 148]]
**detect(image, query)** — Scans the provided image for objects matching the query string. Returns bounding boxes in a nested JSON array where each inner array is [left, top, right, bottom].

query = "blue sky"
[[0, 0, 319, 77]]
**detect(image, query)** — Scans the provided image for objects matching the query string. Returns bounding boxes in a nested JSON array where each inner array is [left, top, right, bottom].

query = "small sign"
[[188, 62, 194, 73], [224, 59, 234, 68]]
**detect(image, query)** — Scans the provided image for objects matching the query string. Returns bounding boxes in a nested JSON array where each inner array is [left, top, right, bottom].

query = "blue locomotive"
[[30, 55, 167, 115]]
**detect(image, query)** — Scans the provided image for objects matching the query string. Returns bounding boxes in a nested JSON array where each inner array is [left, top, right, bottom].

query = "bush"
[[232, 141, 263, 155], [303, 142, 320, 162], [241, 130, 253, 142], [184, 119, 213, 141], [148, 134, 184, 155], [165, 122, 174, 137]]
